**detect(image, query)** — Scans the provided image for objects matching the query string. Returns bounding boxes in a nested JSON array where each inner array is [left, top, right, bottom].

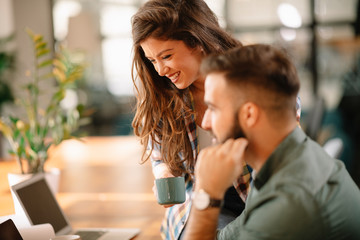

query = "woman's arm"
[[148, 139, 178, 208], [149, 138, 175, 178]]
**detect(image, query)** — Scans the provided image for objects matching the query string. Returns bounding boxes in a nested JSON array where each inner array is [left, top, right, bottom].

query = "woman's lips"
[[167, 71, 180, 83]]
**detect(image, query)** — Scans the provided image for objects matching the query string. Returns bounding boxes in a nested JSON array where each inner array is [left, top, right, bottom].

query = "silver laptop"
[[11, 173, 140, 240]]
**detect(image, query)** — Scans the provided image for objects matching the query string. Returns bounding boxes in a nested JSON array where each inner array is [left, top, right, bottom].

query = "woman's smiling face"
[[140, 37, 204, 89]]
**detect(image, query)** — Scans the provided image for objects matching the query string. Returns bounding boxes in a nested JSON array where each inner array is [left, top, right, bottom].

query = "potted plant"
[[0, 28, 88, 176]]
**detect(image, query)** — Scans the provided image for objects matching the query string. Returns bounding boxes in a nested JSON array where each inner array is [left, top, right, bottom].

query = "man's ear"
[[238, 102, 259, 128]]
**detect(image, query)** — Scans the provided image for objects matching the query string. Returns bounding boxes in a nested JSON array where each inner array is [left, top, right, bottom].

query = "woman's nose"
[[156, 62, 169, 76]]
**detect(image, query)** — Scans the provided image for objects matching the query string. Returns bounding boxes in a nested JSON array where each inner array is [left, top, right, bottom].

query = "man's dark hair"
[[201, 44, 300, 113]]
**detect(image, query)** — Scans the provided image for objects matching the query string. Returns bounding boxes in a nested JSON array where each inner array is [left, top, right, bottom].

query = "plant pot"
[[7, 168, 61, 217]]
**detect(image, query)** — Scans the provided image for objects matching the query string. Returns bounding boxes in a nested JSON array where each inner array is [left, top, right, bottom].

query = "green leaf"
[[9, 116, 19, 124], [13, 128, 20, 139], [25, 129, 33, 144], [53, 58, 67, 72], [76, 104, 85, 113], [36, 48, 50, 58], [18, 136, 25, 154], [27, 147, 38, 160], [46, 104, 54, 114], [26, 83, 39, 95], [38, 124, 48, 139], [43, 127, 48, 138], [52, 89, 65, 102], [37, 59, 52, 68], [36, 124, 41, 135], [0, 119, 13, 138], [33, 35, 43, 44], [53, 67, 66, 83], [35, 41, 47, 50]]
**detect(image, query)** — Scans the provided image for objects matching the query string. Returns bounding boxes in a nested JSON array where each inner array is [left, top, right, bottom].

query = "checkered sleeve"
[[160, 176, 193, 240], [233, 162, 252, 202], [148, 137, 175, 179], [148, 137, 192, 240]]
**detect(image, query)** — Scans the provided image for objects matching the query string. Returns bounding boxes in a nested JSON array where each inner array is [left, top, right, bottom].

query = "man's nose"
[[156, 62, 169, 76], [201, 109, 211, 130]]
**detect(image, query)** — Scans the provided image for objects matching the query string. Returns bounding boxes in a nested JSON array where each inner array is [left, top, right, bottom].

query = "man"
[[184, 44, 360, 240]]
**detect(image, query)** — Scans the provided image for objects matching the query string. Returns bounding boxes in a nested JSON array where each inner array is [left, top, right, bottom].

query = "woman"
[[131, 0, 300, 239]]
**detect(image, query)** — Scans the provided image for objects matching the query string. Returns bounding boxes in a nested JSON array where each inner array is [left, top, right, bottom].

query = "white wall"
[[0, 0, 14, 38]]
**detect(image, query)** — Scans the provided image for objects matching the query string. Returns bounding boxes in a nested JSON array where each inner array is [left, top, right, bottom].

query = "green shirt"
[[218, 127, 360, 240]]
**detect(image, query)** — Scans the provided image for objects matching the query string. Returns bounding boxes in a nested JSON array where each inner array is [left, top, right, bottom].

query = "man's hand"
[[185, 138, 248, 240], [195, 138, 248, 199]]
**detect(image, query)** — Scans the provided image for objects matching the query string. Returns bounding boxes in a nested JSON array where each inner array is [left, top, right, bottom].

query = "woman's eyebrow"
[[156, 48, 173, 57], [146, 48, 173, 59]]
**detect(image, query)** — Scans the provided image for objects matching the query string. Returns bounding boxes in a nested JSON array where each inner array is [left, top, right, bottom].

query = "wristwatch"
[[193, 189, 223, 210]]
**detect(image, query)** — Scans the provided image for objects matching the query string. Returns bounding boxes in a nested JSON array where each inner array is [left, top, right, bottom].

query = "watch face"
[[194, 190, 210, 210]]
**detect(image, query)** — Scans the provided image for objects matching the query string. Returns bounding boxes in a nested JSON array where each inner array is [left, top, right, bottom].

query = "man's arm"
[[185, 139, 248, 240], [186, 207, 221, 239]]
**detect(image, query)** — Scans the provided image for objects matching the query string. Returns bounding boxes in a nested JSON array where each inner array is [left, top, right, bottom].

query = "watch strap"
[[194, 189, 224, 210], [209, 198, 223, 208]]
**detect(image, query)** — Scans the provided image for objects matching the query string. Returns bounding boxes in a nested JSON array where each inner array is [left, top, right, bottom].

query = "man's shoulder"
[[227, 184, 324, 240], [273, 136, 337, 193], [239, 172, 360, 239]]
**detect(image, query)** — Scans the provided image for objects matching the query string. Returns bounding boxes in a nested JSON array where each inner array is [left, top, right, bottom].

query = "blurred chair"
[[323, 138, 344, 159]]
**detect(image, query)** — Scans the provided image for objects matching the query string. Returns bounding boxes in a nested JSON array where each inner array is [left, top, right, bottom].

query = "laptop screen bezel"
[[11, 173, 73, 235]]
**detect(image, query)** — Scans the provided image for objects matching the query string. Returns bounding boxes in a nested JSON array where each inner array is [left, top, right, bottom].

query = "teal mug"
[[155, 176, 186, 205]]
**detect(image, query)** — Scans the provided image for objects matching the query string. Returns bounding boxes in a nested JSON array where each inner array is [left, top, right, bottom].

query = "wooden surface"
[[0, 136, 164, 240]]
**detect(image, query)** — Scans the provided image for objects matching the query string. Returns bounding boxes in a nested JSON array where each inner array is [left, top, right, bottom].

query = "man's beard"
[[232, 119, 246, 139], [219, 113, 246, 144]]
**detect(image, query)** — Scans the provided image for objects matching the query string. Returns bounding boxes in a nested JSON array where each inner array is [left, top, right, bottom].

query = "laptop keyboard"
[[75, 230, 107, 240]]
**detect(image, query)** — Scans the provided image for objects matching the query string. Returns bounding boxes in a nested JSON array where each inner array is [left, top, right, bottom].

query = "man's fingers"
[[195, 138, 249, 197], [219, 138, 248, 163], [201, 138, 248, 163], [220, 138, 234, 151], [231, 138, 248, 162]]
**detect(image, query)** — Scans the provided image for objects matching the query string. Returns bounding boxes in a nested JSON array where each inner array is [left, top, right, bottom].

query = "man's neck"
[[247, 122, 297, 173]]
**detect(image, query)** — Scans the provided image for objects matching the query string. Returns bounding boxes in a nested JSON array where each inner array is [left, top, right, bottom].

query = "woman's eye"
[[149, 59, 156, 64], [162, 54, 171, 60]]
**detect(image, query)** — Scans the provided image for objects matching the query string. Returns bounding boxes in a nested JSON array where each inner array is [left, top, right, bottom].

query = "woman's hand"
[[152, 163, 176, 207], [152, 184, 175, 208]]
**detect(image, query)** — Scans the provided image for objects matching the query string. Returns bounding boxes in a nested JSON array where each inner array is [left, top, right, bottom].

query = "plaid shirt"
[[150, 91, 301, 239]]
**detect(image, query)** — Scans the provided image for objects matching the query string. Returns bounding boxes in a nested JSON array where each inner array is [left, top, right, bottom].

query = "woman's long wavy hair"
[[131, 0, 241, 176]]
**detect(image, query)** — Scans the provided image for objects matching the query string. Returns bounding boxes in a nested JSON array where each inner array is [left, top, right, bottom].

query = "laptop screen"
[[11, 174, 71, 234], [0, 219, 23, 240]]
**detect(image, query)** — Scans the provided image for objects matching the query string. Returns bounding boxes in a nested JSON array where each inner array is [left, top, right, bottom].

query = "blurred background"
[[0, 0, 359, 185]]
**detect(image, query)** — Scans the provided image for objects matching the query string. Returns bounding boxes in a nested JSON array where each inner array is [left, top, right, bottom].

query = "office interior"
[[0, 0, 359, 238]]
